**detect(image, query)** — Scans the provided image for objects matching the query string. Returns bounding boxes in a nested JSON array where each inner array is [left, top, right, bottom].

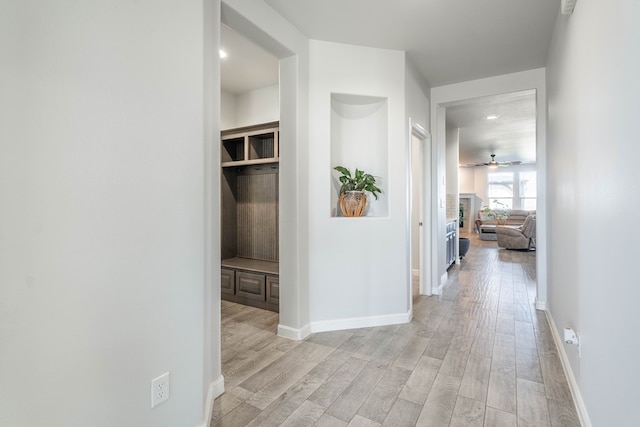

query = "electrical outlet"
[[151, 372, 170, 408]]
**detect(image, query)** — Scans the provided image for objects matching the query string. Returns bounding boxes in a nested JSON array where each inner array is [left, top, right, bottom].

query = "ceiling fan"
[[464, 154, 522, 168]]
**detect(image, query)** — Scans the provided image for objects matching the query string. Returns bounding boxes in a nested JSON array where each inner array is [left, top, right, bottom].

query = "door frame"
[[409, 120, 432, 297], [430, 69, 548, 308]]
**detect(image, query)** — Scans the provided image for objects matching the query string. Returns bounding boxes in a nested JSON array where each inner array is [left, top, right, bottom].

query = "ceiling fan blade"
[[497, 160, 522, 166]]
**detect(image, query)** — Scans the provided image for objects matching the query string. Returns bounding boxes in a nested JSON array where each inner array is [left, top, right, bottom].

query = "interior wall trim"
[[309, 311, 411, 333], [200, 375, 225, 427], [278, 323, 311, 341], [545, 311, 592, 427], [535, 299, 547, 311], [434, 272, 448, 295]]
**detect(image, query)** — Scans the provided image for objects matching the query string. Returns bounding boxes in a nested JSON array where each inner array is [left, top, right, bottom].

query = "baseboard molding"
[[200, 375, 225, 427], [431, 272, 447, 295], [310, 310, 412, 333], [278, 323, 311, 341], [535, 299, 547, 310], [545, 311, 592, 427]]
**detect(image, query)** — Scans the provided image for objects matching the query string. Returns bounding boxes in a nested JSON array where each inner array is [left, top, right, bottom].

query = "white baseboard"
[[310, 310, 411, 333], [200, 375, 224, 427], [432, 283, 444, 295], [544, 311, 592, 427], [535, 299, 546, 310], [278, 323, 311, 341], [431, 272, 447, 295]]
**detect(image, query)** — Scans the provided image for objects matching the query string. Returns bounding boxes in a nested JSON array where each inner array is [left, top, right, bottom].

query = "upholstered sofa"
[[475, 209, 536, 240]]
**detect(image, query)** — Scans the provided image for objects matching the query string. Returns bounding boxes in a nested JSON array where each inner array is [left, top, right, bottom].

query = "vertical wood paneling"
[[236, 168, 278, 261], [221, 169, 238, 260], [248, 135, 275, 160]]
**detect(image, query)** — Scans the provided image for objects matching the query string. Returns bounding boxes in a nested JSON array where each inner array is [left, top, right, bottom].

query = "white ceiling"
[[446, 91, 537, 166], [264, 0, 558, 88], [220, 25, 279, 95], [222, 0, 559, 164]]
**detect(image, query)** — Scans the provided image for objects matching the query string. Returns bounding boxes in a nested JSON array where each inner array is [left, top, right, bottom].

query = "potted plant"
[[334, 166, 382, 217], [482, 200, 509, 225]]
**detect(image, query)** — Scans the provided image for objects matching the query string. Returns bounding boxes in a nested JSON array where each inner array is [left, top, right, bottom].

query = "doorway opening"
[[436, 88, 542, 304], [410, 121, 431, 302], [219, 25, 281, 322]]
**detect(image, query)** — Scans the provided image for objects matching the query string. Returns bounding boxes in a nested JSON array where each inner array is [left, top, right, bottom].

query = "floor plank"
[[380, 398, 422, 426], [325, 363, 385, 421], [357, 365, 412, 423], [415, 373, 461, 425], [449, 396, 485, 427], [516, 378, 552, 427]]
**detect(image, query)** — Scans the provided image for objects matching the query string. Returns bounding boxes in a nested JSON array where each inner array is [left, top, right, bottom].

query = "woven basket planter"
[[339, 191, 367, 217]]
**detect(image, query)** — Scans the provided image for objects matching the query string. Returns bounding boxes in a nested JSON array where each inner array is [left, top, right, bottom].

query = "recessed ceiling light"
[[485, 115, 499, 120], [219, 50, 227, 59]]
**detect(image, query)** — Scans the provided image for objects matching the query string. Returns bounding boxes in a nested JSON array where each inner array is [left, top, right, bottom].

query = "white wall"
[[445, 125, 460, 220], [220, 89, 238, 130], [458, 167, 475, 194], [236, 84, 279, 127], [221, 85, 278, 130], [308, 40, 410, 330], [405, 58, 430, 281], [546, 2, 640, 425], [405, 59, 430, 130], [0, 1, 217, 426]]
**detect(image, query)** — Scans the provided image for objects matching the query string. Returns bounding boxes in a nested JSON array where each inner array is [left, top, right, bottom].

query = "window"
[[520, 171, 537, 210], [487, 170, 536, 210], [488, 172, 513, 209]]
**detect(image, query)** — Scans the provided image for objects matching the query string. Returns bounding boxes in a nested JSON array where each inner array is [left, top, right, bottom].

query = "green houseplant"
[[482, 200, 510, 224], [334, 166, 382, 217]]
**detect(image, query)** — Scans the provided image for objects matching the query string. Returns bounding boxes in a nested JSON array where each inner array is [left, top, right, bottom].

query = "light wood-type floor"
[[212, 235, 580, 426]]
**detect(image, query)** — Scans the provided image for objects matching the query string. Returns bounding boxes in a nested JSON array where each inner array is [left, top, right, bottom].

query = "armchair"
[[496, 214, 536, 250]]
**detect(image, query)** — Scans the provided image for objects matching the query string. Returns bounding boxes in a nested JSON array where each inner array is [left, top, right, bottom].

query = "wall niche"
[[330, 93, 389, 217]]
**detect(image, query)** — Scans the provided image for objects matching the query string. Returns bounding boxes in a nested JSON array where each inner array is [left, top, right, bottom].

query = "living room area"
[[457, 167, 537, 251], [443, 90, 538, 259]]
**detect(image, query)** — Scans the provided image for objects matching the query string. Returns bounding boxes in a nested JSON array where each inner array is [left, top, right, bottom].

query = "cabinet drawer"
[[236, 271, 266, 301], [221, 268, 235, 296], [266, 275, 279, 305]]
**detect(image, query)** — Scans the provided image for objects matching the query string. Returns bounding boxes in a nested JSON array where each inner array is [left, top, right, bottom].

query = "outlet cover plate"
[[151, 372, 170, 408]]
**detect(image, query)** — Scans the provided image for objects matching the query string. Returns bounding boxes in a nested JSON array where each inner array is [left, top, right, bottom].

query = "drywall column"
[[308, 40, 409, 331], [0, 1, 211, 425], [204, 0, 224, 416], [446, 126, 460, 264]]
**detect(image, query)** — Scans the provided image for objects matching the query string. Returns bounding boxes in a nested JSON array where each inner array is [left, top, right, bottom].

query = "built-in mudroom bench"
[[220, 121, 279, 312], [221, 257, 279, 312]]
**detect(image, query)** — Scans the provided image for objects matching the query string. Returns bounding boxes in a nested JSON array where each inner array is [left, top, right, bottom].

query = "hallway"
[[212, 235, 580, 426]]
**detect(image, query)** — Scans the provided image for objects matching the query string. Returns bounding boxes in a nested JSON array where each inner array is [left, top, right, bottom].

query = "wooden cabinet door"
[[266, 275, 279, 306], [221, 268, 235, 300], [236, 271, 266, 303]]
